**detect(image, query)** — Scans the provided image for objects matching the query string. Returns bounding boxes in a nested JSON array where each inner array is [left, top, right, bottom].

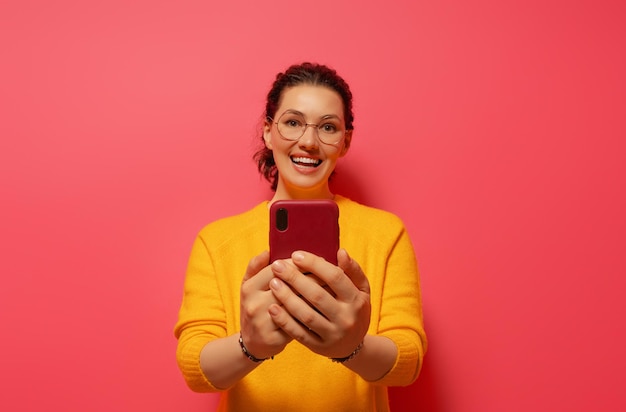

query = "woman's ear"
[[340, 130, 353, 156], [263, 119, 273, 150]]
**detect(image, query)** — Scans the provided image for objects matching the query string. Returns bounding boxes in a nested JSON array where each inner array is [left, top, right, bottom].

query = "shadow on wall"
[[389, 353, 441, 411], [330, 163, 373, 206], [333, 166, 442, 411]]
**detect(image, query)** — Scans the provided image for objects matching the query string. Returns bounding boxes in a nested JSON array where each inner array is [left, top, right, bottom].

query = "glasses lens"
[[316, 119, 344, 145], [277, 112, 306, 141], [276, 111, 345, 144]]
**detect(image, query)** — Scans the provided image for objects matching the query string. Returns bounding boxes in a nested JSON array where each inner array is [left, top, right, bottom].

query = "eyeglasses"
[[269, 110, 346, 145]]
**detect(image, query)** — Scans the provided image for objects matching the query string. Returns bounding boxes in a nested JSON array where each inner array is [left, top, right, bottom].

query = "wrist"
[[239, 333, 273, 363], [330, 341, 364, 363]]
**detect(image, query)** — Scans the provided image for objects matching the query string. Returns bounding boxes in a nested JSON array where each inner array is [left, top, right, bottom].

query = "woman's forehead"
[[277, 85, 344, 117]]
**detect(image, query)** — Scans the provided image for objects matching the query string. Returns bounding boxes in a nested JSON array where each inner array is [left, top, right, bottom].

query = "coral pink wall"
[[1, 1, 624, 411]]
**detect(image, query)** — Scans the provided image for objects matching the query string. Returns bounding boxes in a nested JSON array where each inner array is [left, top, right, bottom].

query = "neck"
[[270, 181, 334, 204]]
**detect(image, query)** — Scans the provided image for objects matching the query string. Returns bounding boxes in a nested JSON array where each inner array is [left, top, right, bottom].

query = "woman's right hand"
[[240, 251, 292, 359]]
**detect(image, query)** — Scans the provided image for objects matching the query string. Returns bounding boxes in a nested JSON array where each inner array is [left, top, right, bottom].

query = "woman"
[[174, 62, 427, 411]]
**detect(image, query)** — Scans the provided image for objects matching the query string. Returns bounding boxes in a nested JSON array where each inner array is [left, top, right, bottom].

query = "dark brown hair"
[[253, 62, 354, 191]]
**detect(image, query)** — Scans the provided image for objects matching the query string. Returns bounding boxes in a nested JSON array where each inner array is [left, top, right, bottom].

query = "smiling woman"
[[173, 62, 427, 412], [262, 84, 351, 200]]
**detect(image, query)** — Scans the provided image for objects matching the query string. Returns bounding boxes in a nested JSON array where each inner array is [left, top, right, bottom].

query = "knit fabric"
[[174, 195, 427, 411]]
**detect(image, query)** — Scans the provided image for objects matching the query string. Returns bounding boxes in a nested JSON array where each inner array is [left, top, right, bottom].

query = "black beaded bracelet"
[[239, 333, 273, 363], [330, 341, 364, 363]]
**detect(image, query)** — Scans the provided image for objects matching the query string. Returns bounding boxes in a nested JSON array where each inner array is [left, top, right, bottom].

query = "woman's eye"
[[285, 119, 302, 128], [321, 123, 338, 133]]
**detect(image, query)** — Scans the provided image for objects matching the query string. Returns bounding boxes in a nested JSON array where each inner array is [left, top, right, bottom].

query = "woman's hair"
[[253, 62, 354, 191]]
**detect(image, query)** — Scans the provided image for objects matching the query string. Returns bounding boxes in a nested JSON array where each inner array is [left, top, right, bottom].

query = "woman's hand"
[[240, 251, 292, 359], [268, 249, 371, 359]]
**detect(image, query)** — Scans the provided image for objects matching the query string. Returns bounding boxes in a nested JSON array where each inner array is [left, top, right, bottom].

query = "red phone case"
[[269, 199, 340, 265]]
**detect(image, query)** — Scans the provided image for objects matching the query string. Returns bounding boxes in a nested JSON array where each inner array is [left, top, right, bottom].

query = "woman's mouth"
[[291, 156, 322, 168]]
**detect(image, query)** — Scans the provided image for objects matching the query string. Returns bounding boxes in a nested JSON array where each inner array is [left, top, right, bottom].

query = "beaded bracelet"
[[239, 333, 273, 363], [330, 341, 364, 363]]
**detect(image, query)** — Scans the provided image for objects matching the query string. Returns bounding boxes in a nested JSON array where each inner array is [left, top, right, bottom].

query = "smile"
[[291, 156, 321, 167]]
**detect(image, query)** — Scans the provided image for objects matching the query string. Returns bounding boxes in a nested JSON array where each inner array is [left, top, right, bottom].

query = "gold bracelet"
[[330, 341, 364, 363]]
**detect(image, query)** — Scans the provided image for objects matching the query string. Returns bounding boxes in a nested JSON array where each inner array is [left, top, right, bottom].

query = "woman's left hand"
[[268, 249, 371, 359]]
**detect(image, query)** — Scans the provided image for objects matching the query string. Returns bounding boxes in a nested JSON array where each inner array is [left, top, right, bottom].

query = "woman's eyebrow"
[[282, 109, 343, 121], [320, 114, 341, 120]]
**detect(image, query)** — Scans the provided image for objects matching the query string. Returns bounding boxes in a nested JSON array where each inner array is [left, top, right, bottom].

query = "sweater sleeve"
[[374, 223, 428, 387], [173, 233, 227, 393]]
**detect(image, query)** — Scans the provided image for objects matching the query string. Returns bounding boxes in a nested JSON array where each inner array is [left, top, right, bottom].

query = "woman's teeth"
[[291, 156, 321, 167]]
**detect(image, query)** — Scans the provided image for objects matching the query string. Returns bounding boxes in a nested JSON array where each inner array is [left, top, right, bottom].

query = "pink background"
[[1, 1, 625, 411]]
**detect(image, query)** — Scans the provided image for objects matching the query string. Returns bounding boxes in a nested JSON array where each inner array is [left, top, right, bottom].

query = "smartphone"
[[269, 199, 340, 265]]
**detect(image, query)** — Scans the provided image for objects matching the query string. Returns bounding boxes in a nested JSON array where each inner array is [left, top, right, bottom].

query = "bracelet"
[[330, 341, 364, 363], [239, 333, 273, 363]]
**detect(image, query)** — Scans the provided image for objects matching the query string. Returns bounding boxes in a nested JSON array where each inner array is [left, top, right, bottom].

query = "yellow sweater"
[[174, 195, 427, 411]]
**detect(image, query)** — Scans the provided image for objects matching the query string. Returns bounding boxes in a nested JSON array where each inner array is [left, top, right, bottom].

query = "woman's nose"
[[298, 124, 319, 148]]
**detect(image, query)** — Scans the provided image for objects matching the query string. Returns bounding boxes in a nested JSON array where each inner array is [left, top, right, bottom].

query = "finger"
[[241, 251, 273, 291], [242, 251, 269, 282], [271, 259, 337, 313], [269, 266, 331, 331], [268, 299, 322, 344], [337, 249, 370, 294], [270, 261, 325, 308], [290, 251, 359, 300]]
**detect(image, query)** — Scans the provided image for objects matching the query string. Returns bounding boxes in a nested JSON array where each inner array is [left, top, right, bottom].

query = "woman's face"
[[263, 84, 351, 200]]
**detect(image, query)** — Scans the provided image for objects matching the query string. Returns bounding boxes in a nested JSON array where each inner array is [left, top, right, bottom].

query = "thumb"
[[337, 249, 370, 293], [242, 250, 270, 282]]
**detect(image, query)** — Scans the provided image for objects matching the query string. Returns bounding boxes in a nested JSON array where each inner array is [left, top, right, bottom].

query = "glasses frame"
[[267, 111, 347, 146]]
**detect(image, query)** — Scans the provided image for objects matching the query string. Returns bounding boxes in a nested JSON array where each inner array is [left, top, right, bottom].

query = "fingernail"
[[272, 260, 284, 272], [293, 251, 304, 261], [270, 278, 282, 290]]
